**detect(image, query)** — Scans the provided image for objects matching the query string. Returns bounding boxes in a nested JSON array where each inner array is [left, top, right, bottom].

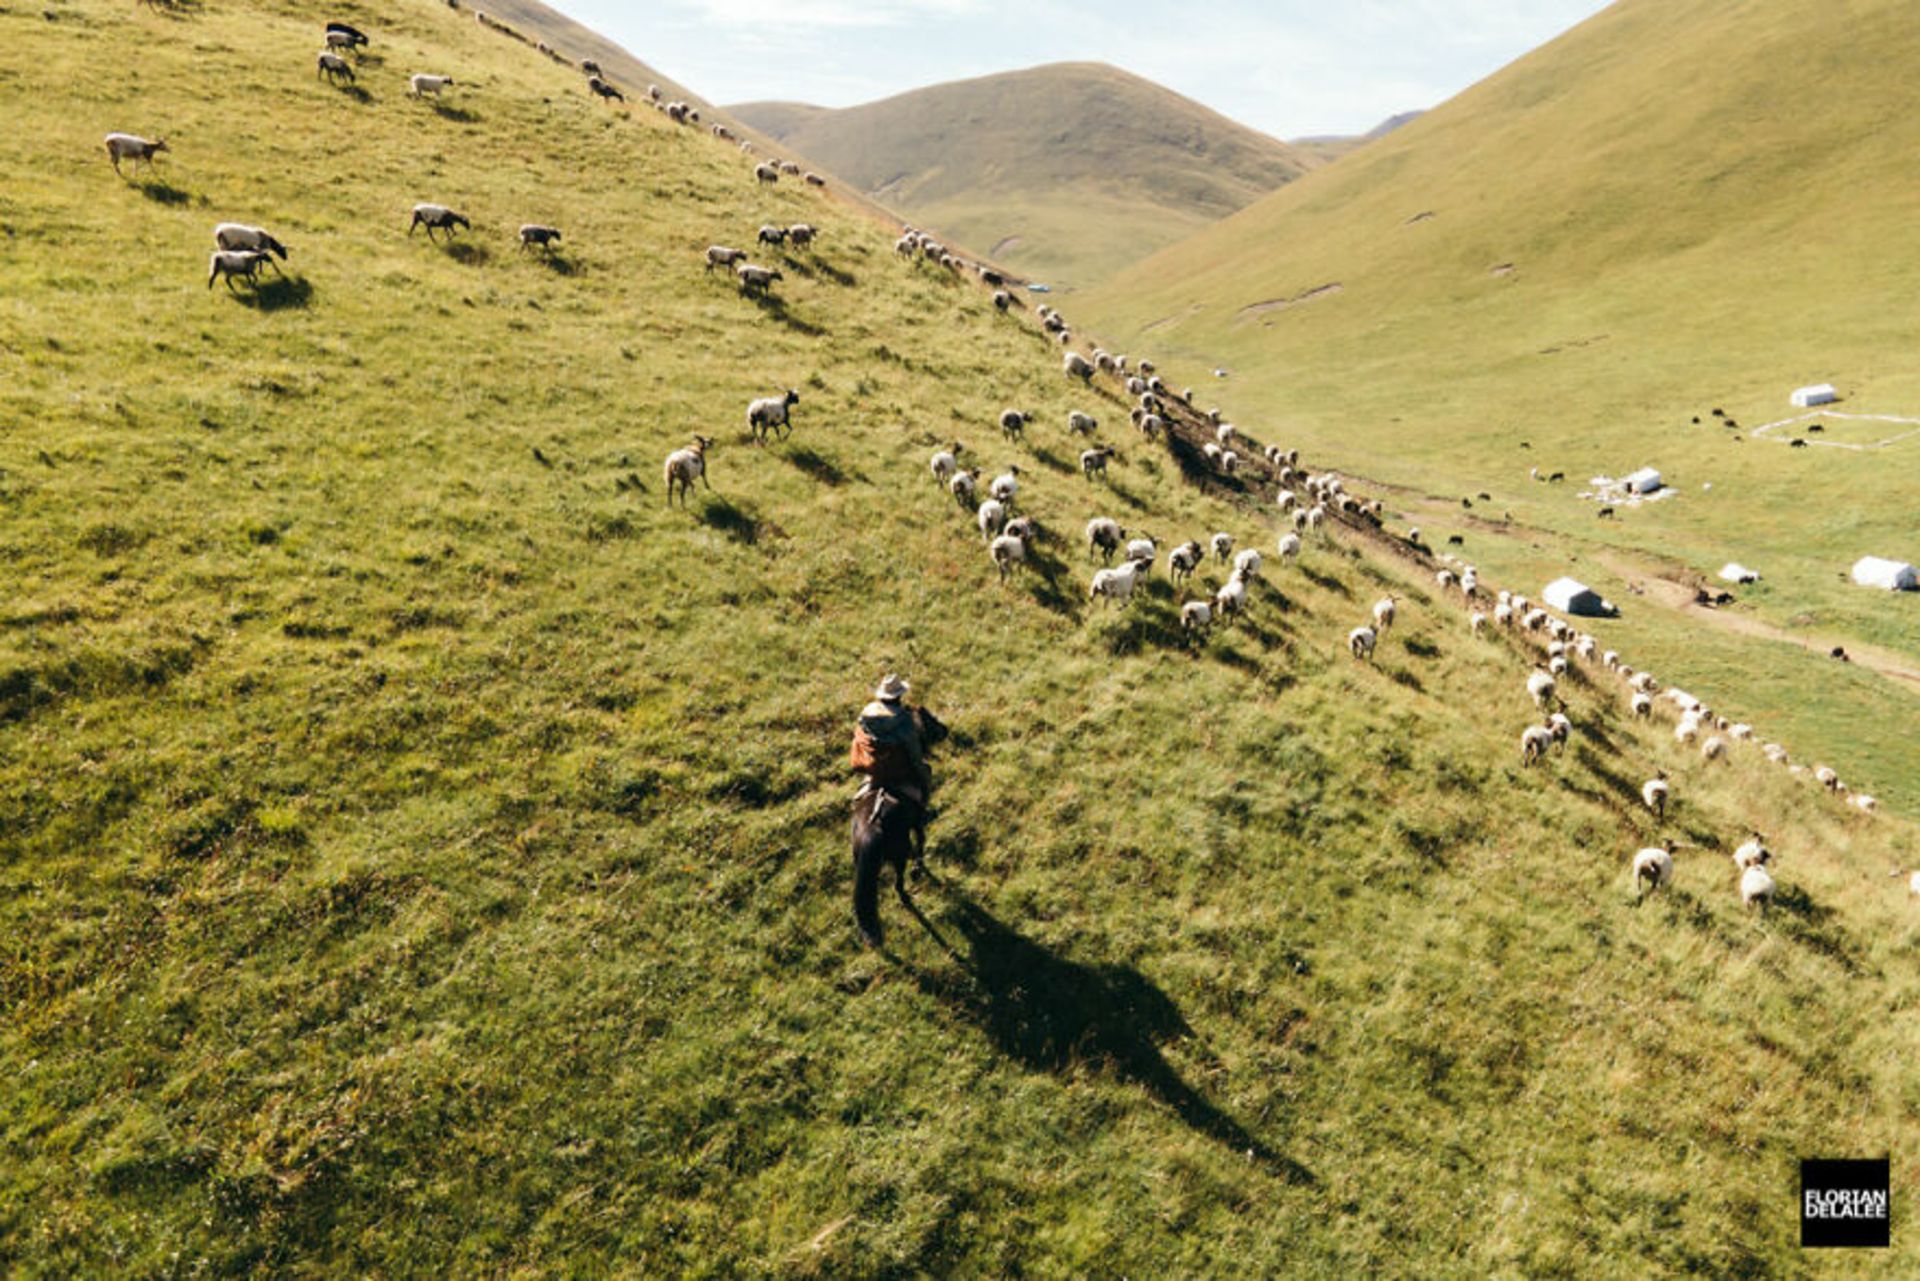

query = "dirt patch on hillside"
[[1490, 263, 1516, 277], [990, 235, 1023, 257], [1239, 283, 1343, 320]]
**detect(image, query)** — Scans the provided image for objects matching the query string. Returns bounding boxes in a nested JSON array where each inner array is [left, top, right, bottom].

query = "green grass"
[[5, 1, 1920, 1274], [1078, 0, 1920, 813], [732, 62, 1313, 290]]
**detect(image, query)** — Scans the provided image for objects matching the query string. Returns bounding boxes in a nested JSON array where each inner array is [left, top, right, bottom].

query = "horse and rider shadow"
[[850, 717, 1310, 1182]]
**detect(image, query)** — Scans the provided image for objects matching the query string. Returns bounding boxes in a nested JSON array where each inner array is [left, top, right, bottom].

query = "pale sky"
[[552, 0, 1614, 139]]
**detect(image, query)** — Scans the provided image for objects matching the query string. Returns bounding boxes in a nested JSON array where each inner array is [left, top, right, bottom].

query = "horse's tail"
[[852, 823, 885, 947]]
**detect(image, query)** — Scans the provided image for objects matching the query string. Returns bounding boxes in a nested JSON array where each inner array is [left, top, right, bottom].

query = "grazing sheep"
[[1527, 669, 1556, 709], [804, 172, 826, 187], [1519, 724, 1554, 766], [1168, 540, 1203, 582], [992, 290, 1012, 311], [1202, 442, 1223, 467], [1494, 603, 1515, 628], [1137, 413, 1164, 439], [325, 29, 366, 54], [207, 249, 279, 291], [104, 133, 168, 176], [588, 76, 625, 102], [754, 163, 779, 184], [1080, 447, 1114, 481], [1642, 775, 1669, 818], [1469, 612, 1488, 634], [704, 245, 746, 272], [1436, 569, 1456, 591], [1349, 626, 1378, 662], [1064, 351, 1093, 380], [1548, 656, 1569, 677], [409, 74, 456, 98], [1850, 793, 1878, 814], [1067, 410, 1098, 435], [1814, 765, 1840, 791], [949, 469, 978, 505], [988, 467, 1021, 504], [1181, 599, 1214, 638], [1213, 575, 1248, 623], [1211, 532, 1234, 563], [778, 160, 800, 175], [317, 51, 357, 84], [1729, 723, 1754, 742], [1219, 451, 1239, 476], [1275, 490, 1297, 514], [746, 389, 800, 442], [977, 498, 1007, 540], [757, 225, 789, 249], [326, 21, 370, 48], [408, 204, 470, 239], [1090, 560, 1141, 606], [1631, 692, 1653, 718], [1732, 834, 1772, 871], [1125, 537, 1157, 570], [1276, 532, 1301, 561], [214, 223, 289, 259], [1633, 841, 1677, 895], [1548, 712, 1573, 749], [735, 262, 783, 292], [788, 223, 816, 247], [1086, 518, 1126, 563], [1304, 505, 1326, 532], [930, 442, 965, 485], [999, 409, 1028, 440], [1740, 865, 1775, 914], [1372, 596, 1397, 631], [1233, 548, 1263, 581], [1763, 743, 1789, 765], [989, 530, 1027, 579], [1701, 735, 1727, 761], [663, 435, 713, 506], [518, 224, 562, 252], [1674, 717, 1701, 746]]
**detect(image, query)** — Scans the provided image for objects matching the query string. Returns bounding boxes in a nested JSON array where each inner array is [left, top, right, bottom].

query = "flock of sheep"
[[114, 7, 1892, 920]]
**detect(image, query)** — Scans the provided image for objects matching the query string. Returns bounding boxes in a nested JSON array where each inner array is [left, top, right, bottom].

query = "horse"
[[851, 706, 948, 948]]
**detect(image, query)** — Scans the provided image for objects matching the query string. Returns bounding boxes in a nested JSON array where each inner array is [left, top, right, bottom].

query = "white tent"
[[1791, 383, 1838, 408], [1851, 556, 1918, 591], [1719, 563, 1760, 584], [1543, 577, 1616, 616], [1623, 467, 1663, 494]]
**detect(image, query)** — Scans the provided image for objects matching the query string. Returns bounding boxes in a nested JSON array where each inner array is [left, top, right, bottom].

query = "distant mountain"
[[1290, 110, 1426, 164], [732, 63, 1313, 288]]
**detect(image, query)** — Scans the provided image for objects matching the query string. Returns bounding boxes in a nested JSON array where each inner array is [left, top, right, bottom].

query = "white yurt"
[[1851, 556, 1917, 591], [1543, 577, 1616, 616]]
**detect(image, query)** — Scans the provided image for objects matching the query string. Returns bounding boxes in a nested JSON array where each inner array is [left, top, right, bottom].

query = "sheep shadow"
[[430, 102, 482, 124], [784, 446, 858, 487], [914, 894, 1313, 1184], [784, 255, 856, 287], [234, 276, 314, 312], [699, 495, 760, 545], [1104, 479, 1151, 512], [1021, 547, 1080, 617], [1097, 600, 1185, 655], [1298, 564, 1352, 598], [333, 84, 373, 104], [1573, 745, 1645, 810], [137, 180, 193, 206], [1382, 664, 1425, 693], [1026, 445, 1078, 476], [442, 241, 491, 266], [743, 291, 825, 336], [1404, 637, 1441, 660], [533, 252, 580, 277]]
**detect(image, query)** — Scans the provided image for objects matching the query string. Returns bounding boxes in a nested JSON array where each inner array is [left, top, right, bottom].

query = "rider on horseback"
[[851, 674, 934, 850]]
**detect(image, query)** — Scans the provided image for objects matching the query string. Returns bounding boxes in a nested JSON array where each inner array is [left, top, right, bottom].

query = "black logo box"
[[1801, 1158, 1891, 1249]]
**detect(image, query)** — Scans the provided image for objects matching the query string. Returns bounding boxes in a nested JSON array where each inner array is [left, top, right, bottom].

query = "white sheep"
[[1372, 597, 1397, 631], [1125, 537, 1156, 569], [1631, 692, 1653, 718], [1168, 541, 1203, 582], [1063, 351, 1093, 380], [1701, 736, 1727, 761], [1740, 865, 1775, 913], [1232, 548, 1263, 581], [1181, 599, 1214, 638], [1275, 490, 1297, 513], [990, 531, 1026, 580], [1850, 794, 1878, 814], [663, 435, 713, 506], [1642, 775, 1669, 818], [1814, 765, 1840, 792], [1213, 576, 1247, 623], [1469, 612, 1488, 635], [1547, 656, 1568, 676], [1275, 533, 1301, 561], [705, 245, 746, 272], [989, 467, 1021, 504], [1348, 626, 1378, 662], [930, 442, 964, 485], [1729, 723, 1754, 742], [408, 204, 471, 240], [1211, 532, 1234, 563], [1219, 450, 1239, 475], [1090, 560, 1141, 606], [746, 389, 800, 442], [1086, 517, 1125, 562], [1080, 447, 1114, 481], [1603, 650, 1620, 670], [754, 163, 780, 184], [1460, 570, 1478, 597], [317, 51, 356, 84], [214, 223, 289, 259], [1633, 841, 1676, 895], [409, 74, 456, 98], [1494, 603, 1515, 628], [104, 132, 171, 177], [1732, 835, 1771, 870], [1519, 724, 1554, 766], [1067, 410, 1098, 435], [1216, 423, 1237, 446], [1548, 712, 1572, 748], [1674, 718, 1701, 746], [949, 469, 977, 505], [1304, 505, 1326, 532], [977, 498, 1007, 540], [1527, 669, 1556, 709], [207, 249, 279, 291], [735, 262, 783, 292]]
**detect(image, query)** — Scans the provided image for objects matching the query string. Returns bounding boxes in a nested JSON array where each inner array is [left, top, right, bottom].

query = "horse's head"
[[914, 706, 949, 748]]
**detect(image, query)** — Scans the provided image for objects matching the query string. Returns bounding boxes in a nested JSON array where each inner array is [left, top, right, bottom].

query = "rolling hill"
[[1079, 0, 1920, 799], [732, 63, 1313, 290], [4, 0, 1919, 1274]]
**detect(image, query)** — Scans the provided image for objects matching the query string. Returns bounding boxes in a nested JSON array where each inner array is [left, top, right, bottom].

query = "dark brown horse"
[[851, 706, 947, 948]]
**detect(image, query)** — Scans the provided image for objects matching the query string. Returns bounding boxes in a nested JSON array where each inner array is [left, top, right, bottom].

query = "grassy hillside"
[[732, 63, 1313, 290], [5, 1, 1920, 1275], [1079, 0, 1920, 808]]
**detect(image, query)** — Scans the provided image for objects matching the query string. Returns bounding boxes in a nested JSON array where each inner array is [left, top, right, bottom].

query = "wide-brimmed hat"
[[874, 674, 910, 701]]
